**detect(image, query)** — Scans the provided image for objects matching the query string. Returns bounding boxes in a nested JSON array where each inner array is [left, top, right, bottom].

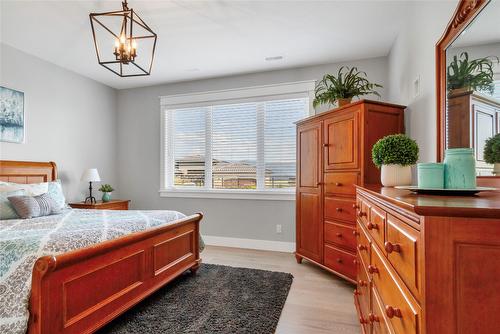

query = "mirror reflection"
[[446, 0, 500, 176]]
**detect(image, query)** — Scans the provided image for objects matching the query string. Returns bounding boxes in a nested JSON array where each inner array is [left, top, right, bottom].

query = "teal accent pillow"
[[47, 180, 66, 211], [1, 190, 25, 220]]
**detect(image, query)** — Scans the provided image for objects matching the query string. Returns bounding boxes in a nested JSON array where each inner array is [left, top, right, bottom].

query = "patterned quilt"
[[0, 208, 192, 334]]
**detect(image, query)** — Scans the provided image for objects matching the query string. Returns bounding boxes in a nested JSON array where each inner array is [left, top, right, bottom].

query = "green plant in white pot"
[[372, 134, 419, 187], [484, 133, 500, 175], [98, 184, 114, 202]]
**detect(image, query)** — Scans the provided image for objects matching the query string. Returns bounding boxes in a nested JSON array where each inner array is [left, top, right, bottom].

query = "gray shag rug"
[[97, 263, 293, 334]]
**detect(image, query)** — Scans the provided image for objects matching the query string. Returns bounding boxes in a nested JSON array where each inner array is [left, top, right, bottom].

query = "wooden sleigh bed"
[[0, 160, 203, 334]]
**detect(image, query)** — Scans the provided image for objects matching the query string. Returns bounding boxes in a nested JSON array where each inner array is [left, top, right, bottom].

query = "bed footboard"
[[28, 213, 203, 334]]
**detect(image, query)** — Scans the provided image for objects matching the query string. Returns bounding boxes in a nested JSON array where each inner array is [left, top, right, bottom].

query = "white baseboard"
[[203, 235, 295, 253]]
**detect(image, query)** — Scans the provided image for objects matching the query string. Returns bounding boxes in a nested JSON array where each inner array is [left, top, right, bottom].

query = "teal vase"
[[102, 192, 111, 202], [443, 148, 476, 189], [417, 163, 444, 189]]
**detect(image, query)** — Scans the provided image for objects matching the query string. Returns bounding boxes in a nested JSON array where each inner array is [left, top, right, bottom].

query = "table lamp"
[[81, 168, 101, 204]]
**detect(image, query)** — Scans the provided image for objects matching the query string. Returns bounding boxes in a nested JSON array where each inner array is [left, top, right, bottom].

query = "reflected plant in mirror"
[[484, 134, 500, 175], [447, 52, 499, 95]]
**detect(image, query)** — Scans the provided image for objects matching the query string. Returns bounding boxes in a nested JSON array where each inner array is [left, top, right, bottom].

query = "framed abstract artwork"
[[0, 86, 25, 143]]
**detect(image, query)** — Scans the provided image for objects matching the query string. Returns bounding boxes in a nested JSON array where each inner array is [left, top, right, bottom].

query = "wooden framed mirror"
[[436, 0, 500, 187]]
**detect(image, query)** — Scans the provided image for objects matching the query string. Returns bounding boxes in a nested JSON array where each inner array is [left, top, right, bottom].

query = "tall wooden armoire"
[[295, 100, 405, 283]]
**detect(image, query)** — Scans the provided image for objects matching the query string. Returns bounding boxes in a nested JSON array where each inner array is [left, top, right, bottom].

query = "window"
[[160, 81, 314, 200]]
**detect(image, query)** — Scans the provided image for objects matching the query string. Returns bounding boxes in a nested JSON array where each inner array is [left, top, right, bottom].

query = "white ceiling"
[[0, 0, 409, 90]]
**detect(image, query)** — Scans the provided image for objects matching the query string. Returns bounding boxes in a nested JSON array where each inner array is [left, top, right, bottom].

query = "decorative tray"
[[394, 186, 496, 196]]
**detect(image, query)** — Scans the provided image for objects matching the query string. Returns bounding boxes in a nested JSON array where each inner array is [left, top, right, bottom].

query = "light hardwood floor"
[[203, 245, 361, 334]]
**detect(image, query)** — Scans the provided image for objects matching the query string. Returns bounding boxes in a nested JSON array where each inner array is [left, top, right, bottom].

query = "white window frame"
[[159, 80, 315, 200]]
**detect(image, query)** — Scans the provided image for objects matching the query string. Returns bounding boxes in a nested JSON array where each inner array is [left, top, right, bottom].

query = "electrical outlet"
[[276, 224, 282, 234]]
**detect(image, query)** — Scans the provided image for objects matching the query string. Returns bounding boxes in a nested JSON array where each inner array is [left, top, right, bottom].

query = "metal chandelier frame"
[[89, 0, 157, 77]]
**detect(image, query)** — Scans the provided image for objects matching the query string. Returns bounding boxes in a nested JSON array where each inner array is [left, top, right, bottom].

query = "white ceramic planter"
[[381, 164, 412, 187], [493, 163, 500, 176]]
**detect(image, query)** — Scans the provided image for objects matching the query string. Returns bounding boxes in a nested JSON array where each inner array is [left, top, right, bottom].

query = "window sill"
[[158, 188, 295, 201]]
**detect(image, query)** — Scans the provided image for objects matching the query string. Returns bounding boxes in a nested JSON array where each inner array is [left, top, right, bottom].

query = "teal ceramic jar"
[[444, 148, 476, 189], [418, 163, 444, 189]]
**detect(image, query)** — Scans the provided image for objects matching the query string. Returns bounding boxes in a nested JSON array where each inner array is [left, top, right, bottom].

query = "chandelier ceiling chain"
[[89, 0, 157, 77]]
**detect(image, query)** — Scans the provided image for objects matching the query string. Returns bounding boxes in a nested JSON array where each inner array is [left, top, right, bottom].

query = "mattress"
[[0, 208, 188, 334]]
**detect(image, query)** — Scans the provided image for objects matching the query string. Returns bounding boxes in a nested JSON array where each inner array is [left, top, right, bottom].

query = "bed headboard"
[[0, 160, 57, 183]]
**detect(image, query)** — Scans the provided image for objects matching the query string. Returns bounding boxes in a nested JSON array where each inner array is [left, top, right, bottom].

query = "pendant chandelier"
[[89, 0, 157, 77]]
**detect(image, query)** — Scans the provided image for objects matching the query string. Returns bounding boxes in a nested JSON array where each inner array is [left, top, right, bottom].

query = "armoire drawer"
[[324, 244, 356, 280], [324, 197, 356, 223], [324, 172, 359, 196], [386, 214, 420, 298], [324, 221, 356, 250], [370, 245, 420, 334]]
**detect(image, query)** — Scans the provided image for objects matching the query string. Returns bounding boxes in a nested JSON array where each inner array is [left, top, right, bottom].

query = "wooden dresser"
[[354, 186, 500, 334], [295, 100, 405, 283]]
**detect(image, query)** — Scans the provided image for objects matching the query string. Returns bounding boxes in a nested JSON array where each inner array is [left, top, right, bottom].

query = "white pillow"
[[0, 181, 49, 196]]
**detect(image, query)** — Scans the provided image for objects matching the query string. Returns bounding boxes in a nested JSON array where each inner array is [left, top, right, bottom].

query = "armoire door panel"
[[298, 124, 321, 188], [324, 111, 359, 170], [297, 191, 322, 262]]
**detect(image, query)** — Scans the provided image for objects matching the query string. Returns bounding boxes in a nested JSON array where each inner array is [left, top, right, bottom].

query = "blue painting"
[[0, 86, 24, 143]]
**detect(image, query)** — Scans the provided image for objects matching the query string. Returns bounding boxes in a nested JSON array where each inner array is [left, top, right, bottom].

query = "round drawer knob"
[[357, 244, 367, 251], [354, 289, 360, 296], [336, 232, 342, 238], [353, 204, 359, 209], [385, 305, 403, 319], [353, 230, 359, 236], [323, 143, 329, 147], [369, 313, 380, 323], [358, 211, 367, 218], [366, 222, 378, 230], [336, 207, 343, 212], [358, 280, 367, 287], [385, 241, 401, 254], [336, 258, 343, 263], [359, 316, 369, 324], [335, 182, 342, 186], [368, 265, 379, 274]]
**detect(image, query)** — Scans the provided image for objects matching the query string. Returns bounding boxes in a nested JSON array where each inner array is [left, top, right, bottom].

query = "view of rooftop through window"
[[167, 97, 309, 190]]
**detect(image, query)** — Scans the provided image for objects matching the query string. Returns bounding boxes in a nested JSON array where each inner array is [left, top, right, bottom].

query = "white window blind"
[[162, 95, 309, 195]]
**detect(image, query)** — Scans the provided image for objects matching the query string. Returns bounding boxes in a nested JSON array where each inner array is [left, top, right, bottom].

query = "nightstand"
[[68, 199, 130, 210]]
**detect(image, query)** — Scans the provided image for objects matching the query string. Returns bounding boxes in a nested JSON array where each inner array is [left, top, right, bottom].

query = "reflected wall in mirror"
[[445, 0, 500, 176]]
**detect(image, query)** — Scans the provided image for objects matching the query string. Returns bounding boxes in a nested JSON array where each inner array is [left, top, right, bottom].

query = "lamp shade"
[[81, 169, 101, 182]]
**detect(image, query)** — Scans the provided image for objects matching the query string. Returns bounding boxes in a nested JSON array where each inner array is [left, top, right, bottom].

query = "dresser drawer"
[[356, 253, 371, 326], [370, 245, 420, 334], [325, 221, 356, 250], [386, 214, 420, 298], [357, 221, 371, 267], [324, 244, 356, 280], [324, 172, 359, 196], [366, 204, 386, 249], [325, 197, 356, 223], [371, 287, 394, 334]]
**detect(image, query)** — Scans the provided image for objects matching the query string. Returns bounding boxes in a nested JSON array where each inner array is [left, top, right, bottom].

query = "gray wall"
[[0, 43, 118, 201], [387, 0, 457, 163], [116, 57, 388, 242]]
